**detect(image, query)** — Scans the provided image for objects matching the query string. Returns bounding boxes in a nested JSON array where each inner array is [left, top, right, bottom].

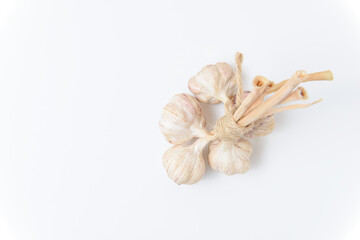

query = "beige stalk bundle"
[[159, 52, 333, 185]]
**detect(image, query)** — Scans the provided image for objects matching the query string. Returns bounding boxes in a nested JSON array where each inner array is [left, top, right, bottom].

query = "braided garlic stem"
[[234, 52, 244, 108]]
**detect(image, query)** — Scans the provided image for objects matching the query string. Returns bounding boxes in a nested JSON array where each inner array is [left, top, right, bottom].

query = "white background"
[[0, 0, 360, 239]]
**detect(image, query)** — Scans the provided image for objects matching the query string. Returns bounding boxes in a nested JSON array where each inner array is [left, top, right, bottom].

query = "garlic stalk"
[[279, 86, 308, 105], [233, 76, 272, 121], [234, 52, 244, 107], [262, 99, 322, 117], [238, 70, 333, 126], [267, 70, 333, 94]]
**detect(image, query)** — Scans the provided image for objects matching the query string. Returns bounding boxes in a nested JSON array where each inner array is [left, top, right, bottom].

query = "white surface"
[[0, 0, 359, 239]]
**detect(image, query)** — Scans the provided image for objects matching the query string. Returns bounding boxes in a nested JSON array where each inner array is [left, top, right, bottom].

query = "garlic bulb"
[[159, 93, 209, 145], [208, 139, 252, 175], [243, 115, 275, 138], [162, 138, 208, 185], [188, 62, 235, 104]]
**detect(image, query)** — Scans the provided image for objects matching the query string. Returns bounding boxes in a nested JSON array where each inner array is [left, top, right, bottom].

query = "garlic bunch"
[[160, 52, 333, 184]]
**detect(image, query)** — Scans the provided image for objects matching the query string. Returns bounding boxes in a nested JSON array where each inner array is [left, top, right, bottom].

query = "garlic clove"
[[188, 62, 235, 104], [243, 115, 275, 138], [162, 139, 208, 185], [159, 93, 208, 145], [208, 139, 252, 175]]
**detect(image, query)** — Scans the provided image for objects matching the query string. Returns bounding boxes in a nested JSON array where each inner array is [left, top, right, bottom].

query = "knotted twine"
[[213, 113, 254, 142]]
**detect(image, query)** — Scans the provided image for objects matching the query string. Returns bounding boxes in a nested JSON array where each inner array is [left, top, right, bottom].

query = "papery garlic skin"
[[243, 115, 275, 138], [208, 139, 252, 175], [159, 93, 207, 145], [162, 139, 207, 185], [188, 62, 235, 104]]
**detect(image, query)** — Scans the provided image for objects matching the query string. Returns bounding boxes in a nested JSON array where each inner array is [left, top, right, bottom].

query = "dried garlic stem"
[[233, 76, 270, 121], [238, 71, 308, 126], [267, 80, 287, 94], [243, 81, 274, 116], [307, 70, 333, 81], [262, 99, 322, 117], [235, 52, 244, 108], [279, 87, 308, 105], [267, 70, 333, 94]]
